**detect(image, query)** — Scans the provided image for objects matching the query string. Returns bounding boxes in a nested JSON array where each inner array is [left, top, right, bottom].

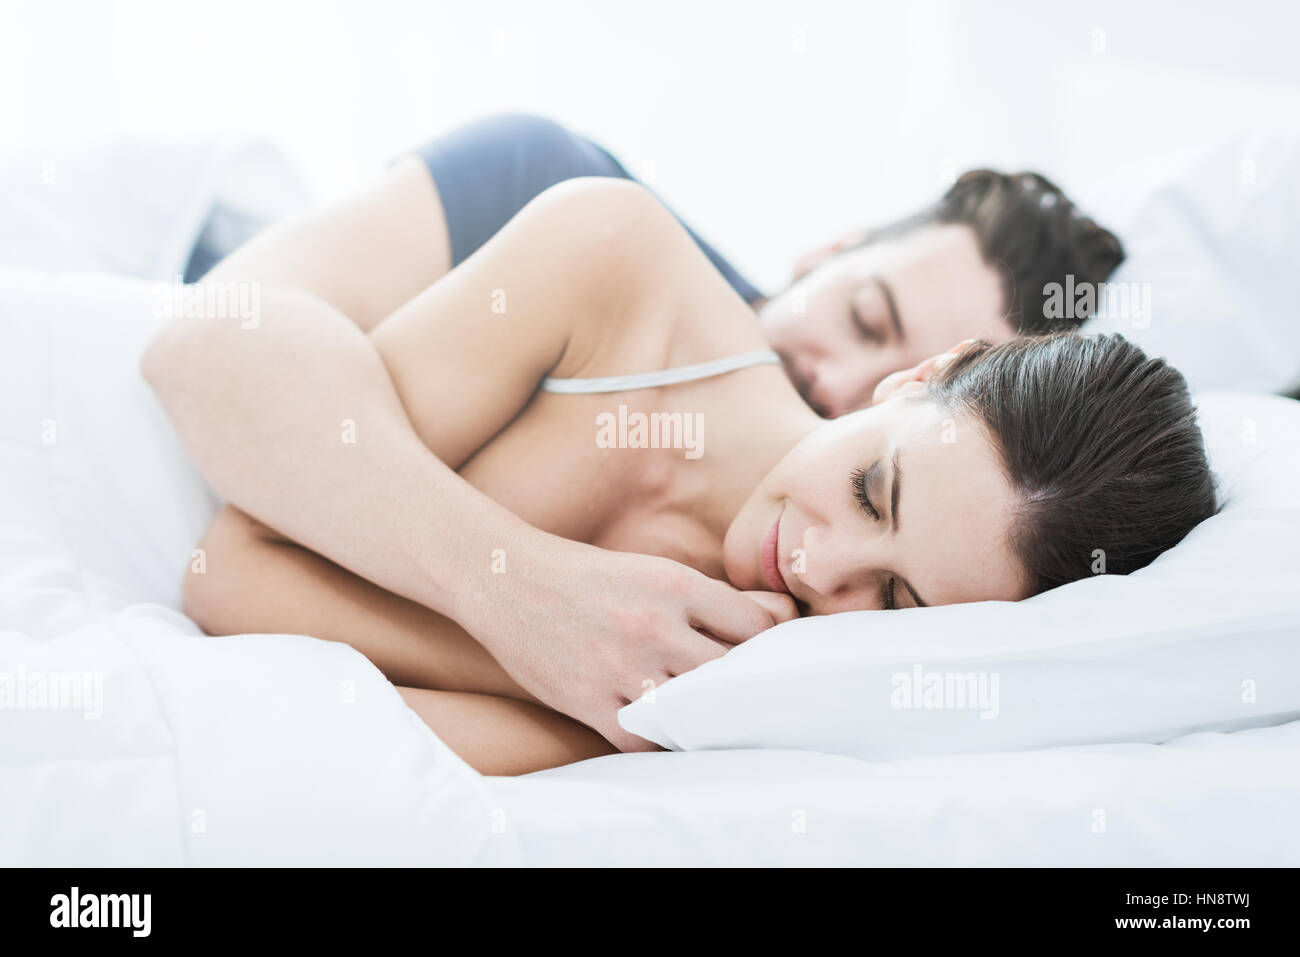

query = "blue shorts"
[[414, 113, 761, 304]]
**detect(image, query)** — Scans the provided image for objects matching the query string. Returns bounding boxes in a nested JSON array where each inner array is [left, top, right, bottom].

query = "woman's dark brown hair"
[[928, 333, 1218, 596]]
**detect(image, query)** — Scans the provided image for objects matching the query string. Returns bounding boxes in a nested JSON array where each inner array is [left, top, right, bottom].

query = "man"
[[187, 113, 1124, 417], [189, 113, 1124, 414]]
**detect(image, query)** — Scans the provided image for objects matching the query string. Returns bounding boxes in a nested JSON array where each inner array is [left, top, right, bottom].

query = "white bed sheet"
[[496, 723, 1300, 865]]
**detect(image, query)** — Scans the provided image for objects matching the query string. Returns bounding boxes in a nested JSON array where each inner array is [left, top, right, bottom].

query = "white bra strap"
[[540, 349, 781, 395]]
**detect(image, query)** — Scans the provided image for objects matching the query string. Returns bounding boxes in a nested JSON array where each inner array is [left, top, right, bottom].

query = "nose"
[[836, 381, 891, 418], [803, 356, 859, 416], [807, 362, 873, 419], [806, 387, 836, 419], [789, 363, 834, 418], [818, 385, 868, 421], [778, 352, 815, 399], [794, 522, 877, 609]]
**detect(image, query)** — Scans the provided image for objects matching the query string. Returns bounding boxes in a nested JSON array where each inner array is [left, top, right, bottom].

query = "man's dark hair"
[[862, 170, 1126, 333]]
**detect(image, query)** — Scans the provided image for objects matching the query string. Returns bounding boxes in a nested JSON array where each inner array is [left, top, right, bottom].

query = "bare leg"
[[396, 686, 619, 775]]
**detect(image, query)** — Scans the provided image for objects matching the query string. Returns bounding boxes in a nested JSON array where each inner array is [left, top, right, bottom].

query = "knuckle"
[[660, 561, 692, 596], [616, 604, 657, 636]]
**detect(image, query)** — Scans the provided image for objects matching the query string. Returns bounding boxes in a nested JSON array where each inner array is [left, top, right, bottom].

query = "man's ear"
[[871, 339, 979, 406], [791, 228, 871, 281]]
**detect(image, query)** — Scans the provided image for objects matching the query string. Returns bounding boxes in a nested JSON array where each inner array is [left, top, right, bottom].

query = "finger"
[[686, 578, 774, 644], [664, 628, 729, 678], [740, 590, 800, 625], [691, 626, 745, 649], [598, 713, 663, 754]]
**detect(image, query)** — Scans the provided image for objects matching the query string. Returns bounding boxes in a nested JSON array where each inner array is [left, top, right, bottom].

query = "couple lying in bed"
[[143, 115, 1216, 775]]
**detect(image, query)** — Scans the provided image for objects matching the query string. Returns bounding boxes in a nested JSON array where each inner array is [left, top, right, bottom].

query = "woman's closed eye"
[[850, 462, 919, 611], [851, 462, 881, 519]]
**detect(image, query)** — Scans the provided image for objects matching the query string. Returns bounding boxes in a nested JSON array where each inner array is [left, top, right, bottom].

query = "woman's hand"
[[453, 533, 779, 754], [739, 590, 801, 626]]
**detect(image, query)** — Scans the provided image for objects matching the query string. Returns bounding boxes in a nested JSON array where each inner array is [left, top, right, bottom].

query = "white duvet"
[[2, 138, 1298, 866]]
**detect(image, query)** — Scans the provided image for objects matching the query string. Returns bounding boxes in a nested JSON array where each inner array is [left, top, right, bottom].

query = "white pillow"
[[1081, 130, 1300, 395], [619, 391, 1300, 760], [0, 137, 308, 281], [0, 268, 220, 634]]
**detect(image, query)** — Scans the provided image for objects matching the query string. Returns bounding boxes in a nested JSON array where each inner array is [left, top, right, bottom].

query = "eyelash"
[[851, 466, 879, 519], [850, 305, 881, 343], [851, 467, 899, 610]]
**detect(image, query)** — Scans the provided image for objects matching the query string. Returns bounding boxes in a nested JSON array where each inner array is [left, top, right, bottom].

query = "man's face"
[[758, 223, 1014, 418]]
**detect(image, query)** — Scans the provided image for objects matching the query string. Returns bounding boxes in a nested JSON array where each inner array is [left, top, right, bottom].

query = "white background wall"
[[3, 0, 1299, 290]]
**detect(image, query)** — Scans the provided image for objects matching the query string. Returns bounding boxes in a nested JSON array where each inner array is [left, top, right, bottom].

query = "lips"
[[761, 509, 792, 595]]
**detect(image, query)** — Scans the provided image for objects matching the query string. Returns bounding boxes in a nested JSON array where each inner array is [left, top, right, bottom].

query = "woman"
[[143, 168, 1216, 775]]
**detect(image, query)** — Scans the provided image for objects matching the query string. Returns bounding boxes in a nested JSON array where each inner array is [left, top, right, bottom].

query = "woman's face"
[[723, 375, 1029, 615]]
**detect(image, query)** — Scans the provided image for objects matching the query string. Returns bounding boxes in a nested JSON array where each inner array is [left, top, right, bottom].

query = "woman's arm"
[[143, 175, 775, 752], [145, 176, 644, 619], [188, 504, 532, 701], [191, 499, 797, 695]]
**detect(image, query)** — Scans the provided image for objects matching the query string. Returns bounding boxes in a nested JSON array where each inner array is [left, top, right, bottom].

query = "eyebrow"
[[889, 450, 901, 534], [888, 449, 928, 608], [874, 276, 904, 341]]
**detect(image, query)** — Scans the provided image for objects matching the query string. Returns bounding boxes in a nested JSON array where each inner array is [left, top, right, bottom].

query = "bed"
[[2, 137, 1298, 866]]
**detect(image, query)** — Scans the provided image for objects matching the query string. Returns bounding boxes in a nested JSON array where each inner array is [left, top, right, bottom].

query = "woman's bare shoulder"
[[542, 178, 769, 380]]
